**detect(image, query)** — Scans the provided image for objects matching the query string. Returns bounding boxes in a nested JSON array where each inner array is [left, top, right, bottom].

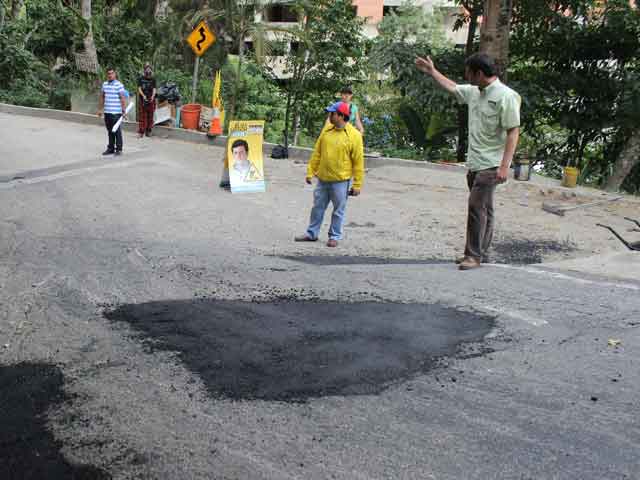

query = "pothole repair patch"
[[0, 363, 112, 479], [105, 300, 495, 402]]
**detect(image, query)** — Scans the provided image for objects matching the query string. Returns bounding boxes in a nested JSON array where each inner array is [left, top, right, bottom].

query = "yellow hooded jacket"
[[306, 123, 365, 189]]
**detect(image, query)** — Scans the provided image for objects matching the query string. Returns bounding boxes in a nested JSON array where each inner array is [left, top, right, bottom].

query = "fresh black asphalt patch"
[[105, 299, 495, 402], [491, 238, 578, 264], [0, 363, 111, 479]]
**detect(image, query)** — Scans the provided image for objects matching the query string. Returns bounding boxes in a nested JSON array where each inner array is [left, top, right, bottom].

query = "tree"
[[370, 2, 462, 159], [190, 0, 292, 120], [275, 0, 367, 147], [453, 0, 483, 161], [479, 0, 512, 77], [606, 134, 640, 192], [11, 0, 23, 19], [510, 0, 640, 191], [79, 0, 99, 74]]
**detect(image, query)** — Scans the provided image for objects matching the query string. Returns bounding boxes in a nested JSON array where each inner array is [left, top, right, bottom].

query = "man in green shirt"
[[415, 53, 521, 270]]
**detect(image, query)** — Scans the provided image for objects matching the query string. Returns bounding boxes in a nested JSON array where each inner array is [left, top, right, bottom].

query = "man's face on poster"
[[232, 144, 249, 170], [232, 145, 248, 162]]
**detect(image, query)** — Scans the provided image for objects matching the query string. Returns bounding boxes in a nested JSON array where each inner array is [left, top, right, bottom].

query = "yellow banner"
[[227, 120, 266, 193]]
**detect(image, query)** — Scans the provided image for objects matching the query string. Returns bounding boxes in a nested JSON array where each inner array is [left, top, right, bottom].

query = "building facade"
[[258, 0, 469, 77]]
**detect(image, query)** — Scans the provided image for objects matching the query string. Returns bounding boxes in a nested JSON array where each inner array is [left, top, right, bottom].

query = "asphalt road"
[[1, 112, 639, 480]]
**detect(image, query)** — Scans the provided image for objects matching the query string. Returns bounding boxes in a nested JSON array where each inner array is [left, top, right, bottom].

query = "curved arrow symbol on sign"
[[196, 27, 206, 51]]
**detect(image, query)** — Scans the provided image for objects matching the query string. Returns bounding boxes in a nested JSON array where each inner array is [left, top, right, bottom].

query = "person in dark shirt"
[[137, 63, 157, 137]]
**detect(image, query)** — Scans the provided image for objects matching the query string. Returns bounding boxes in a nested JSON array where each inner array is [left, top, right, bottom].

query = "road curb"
[[1, 103, 635, 200], [0, 103, 465, 171], [0, 103, 316, 159]]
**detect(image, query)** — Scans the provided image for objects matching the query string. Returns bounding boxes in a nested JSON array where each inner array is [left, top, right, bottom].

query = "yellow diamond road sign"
[[187, 21, 216, 57]]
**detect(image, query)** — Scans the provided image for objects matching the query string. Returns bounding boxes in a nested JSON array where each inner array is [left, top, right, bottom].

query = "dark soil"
[[0, 363, 111, 480], [105, 299, 494, 403]]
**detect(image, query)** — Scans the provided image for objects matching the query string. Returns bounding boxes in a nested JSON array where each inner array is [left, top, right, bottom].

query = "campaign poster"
[[227, 120, 266, 193]]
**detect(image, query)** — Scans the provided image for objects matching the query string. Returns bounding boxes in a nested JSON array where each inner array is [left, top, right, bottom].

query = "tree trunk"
[[228, 24, 245, 121], [464, 2, 480, 57], [457, 6, 480, 162], [605, 131, 640, 192], [479, 0, 512, 78], [154, 0, 170, 19], [80, 0, 100, 73], [11, 0, 23, 19], [283, 87, 294, 147]]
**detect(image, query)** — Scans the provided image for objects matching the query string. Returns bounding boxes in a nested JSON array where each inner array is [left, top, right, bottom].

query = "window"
[[265, 4, 298, 22], [383, 6, 400, 16]]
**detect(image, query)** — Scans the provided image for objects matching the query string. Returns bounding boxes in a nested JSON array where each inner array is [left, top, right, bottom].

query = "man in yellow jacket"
[[295, 101, 365, 247]]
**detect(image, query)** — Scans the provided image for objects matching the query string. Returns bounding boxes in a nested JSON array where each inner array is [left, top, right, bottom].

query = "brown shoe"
[[326, 239, 338, 247], [458, 257, 481, 270], [294, 235, 317, 242], [456, 255, 489, 264]]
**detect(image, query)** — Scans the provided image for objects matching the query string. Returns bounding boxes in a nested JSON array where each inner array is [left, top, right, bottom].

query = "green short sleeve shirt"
[[454, 80, 521, 171], [348, 103, 359, 126]]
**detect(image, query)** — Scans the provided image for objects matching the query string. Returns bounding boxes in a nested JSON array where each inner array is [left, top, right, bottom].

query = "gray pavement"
[[1, 112, 639, 479]]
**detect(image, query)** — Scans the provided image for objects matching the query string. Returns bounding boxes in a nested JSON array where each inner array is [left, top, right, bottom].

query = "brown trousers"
[[464, 168, 498, 261], [138, 98, 155, 134]]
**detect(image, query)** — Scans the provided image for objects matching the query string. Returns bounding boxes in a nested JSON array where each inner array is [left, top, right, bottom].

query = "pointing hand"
[[415, 56, 435, 75]]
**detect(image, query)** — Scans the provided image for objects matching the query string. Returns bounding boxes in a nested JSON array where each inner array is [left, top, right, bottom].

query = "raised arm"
[[415, 56, 457, 95]]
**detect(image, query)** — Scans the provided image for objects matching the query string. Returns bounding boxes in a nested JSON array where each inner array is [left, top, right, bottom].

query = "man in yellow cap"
[[295, 101, 365, 248]]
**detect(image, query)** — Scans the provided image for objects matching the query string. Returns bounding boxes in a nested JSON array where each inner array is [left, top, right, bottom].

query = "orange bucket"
[[181, 103, 201, 130]]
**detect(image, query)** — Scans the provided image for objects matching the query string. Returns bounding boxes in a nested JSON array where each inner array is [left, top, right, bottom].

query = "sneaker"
[[102, 149, 114, 156], [294, 235, 317, 242], [145, 130, 153, 137], [458, 257, 481, 270], [114, 151, 122, 156], [138, 132, 144, 138], [326, 239, 338, 247]]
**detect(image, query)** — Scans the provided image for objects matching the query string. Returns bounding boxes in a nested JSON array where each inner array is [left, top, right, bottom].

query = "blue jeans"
[[306, 180, 350, 240]]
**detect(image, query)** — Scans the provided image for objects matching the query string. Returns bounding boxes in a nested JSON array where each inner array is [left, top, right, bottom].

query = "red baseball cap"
[[325, 101, 351, 119]]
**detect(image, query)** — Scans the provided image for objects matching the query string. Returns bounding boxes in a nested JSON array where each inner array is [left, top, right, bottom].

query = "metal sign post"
[[191, 57, 200, 104], [186, 21, 216, 105]]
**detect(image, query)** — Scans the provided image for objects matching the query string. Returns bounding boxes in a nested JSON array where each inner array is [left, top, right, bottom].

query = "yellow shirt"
[[306, 123, 365, 189]]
